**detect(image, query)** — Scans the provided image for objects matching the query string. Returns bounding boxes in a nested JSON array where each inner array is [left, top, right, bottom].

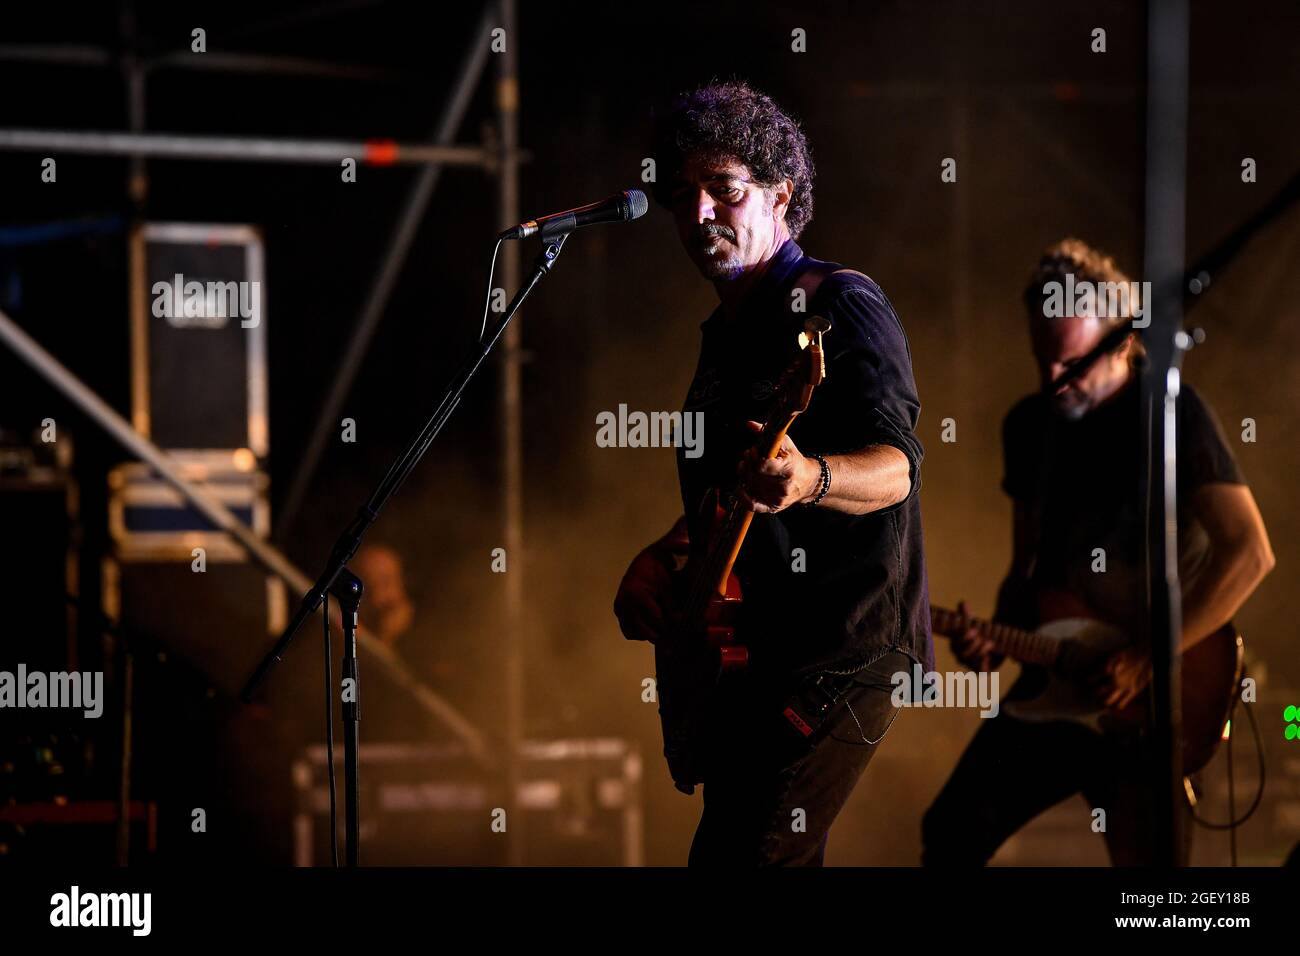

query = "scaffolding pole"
[[0, 129, 490, 167], [0, 47, 405, 83], [496, 0, 526, 867]]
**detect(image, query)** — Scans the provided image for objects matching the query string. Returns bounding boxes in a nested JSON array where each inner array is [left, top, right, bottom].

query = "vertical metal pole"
[[333, 571, 363, 868], [121, 1, 147, 209], [1142, 0, 1190, 867], [496, 0, 526, 866], [117, 0, 145, 868]]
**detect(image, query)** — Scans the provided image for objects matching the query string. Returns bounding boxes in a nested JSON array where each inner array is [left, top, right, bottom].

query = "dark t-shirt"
[[1001, 378, 1244, 636], [676, 238, 933, 681]]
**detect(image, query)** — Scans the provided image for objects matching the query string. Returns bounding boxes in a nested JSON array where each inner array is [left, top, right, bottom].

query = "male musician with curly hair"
[[614, 81, 932, 866]]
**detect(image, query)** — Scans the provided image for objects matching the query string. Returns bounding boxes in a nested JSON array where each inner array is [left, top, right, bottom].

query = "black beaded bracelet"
[[808, 454, 831, 505]]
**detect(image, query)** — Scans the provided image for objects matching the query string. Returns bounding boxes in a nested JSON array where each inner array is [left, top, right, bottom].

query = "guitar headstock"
[[798, 315, 831, 389], [750, 317, 832, 456], [774, 315, 831, 417]]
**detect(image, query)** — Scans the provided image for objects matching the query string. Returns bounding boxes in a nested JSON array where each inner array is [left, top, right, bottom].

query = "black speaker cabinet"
[[129, 222, 268, 466]]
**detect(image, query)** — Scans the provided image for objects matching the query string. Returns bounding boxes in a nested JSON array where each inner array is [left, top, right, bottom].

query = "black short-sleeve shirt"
[[1001, 378, 1244, 635], [677, 238, 933, 680]]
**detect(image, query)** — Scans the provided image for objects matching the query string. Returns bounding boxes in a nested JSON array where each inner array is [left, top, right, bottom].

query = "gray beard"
[[695, 247, 744, 280], [700, 260, 743, 280]]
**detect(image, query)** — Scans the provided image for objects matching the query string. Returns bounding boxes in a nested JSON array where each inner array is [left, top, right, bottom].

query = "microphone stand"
[[331, 568, 362, 868], [240, 231, 571, 866]]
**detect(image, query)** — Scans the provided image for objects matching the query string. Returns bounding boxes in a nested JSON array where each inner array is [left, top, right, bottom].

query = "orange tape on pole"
[[363, 139, 399, 165]]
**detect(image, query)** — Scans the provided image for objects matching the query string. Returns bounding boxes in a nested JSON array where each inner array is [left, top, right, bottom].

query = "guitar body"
[[999, 616, 1128, 730], [999, 591, 1243, 773], [654, 493, 747, 795]]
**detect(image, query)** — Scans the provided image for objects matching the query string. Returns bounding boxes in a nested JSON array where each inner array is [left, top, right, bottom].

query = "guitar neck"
[[930, 606, 1060, 668], [692, 319, 828, 606], [704, 411, 800, 594]]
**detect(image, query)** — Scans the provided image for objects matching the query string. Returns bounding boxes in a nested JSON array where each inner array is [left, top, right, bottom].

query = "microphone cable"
[[478, 236, 505, 343]]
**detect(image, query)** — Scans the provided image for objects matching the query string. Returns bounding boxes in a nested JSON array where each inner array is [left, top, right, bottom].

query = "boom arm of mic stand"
[[240, 232, 572, 703]]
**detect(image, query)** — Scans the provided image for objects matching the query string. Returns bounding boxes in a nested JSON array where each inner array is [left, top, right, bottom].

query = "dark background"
[[0, 0, 1296, 865]]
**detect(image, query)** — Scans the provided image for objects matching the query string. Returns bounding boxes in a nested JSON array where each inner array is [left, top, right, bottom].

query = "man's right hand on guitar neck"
[[613, 516, 689, 644]]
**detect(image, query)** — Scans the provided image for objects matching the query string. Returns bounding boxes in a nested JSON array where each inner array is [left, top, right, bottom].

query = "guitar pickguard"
[[1001, 617, 1128, 730]]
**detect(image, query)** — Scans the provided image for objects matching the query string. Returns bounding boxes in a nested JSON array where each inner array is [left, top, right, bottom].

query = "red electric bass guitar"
[[654, 316, 831, 794]]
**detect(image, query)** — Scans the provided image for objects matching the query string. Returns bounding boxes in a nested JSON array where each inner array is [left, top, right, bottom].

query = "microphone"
[[498, 189, 648, 241]]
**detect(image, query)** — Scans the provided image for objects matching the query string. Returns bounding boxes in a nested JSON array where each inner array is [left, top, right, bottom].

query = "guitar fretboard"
[[686, 335, 823, 614], [930, 606, 1060, 668]]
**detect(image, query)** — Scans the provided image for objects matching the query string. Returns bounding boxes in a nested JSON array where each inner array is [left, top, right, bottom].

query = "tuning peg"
[[798, 315, 831, 350]]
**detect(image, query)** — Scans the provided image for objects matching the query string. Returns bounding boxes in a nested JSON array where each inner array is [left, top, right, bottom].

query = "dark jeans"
[[687, 650, 911, 866], [922, 707, 1192, 866]]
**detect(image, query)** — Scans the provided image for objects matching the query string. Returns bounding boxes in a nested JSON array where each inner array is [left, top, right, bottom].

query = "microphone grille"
[[624, 189, 649, 221]]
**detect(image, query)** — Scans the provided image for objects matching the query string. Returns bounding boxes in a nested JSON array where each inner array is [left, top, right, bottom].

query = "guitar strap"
[[791, 261, 870, 311]]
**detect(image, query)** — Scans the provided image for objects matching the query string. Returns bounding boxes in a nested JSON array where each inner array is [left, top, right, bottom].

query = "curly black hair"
[[649, 81, 815, 239]]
